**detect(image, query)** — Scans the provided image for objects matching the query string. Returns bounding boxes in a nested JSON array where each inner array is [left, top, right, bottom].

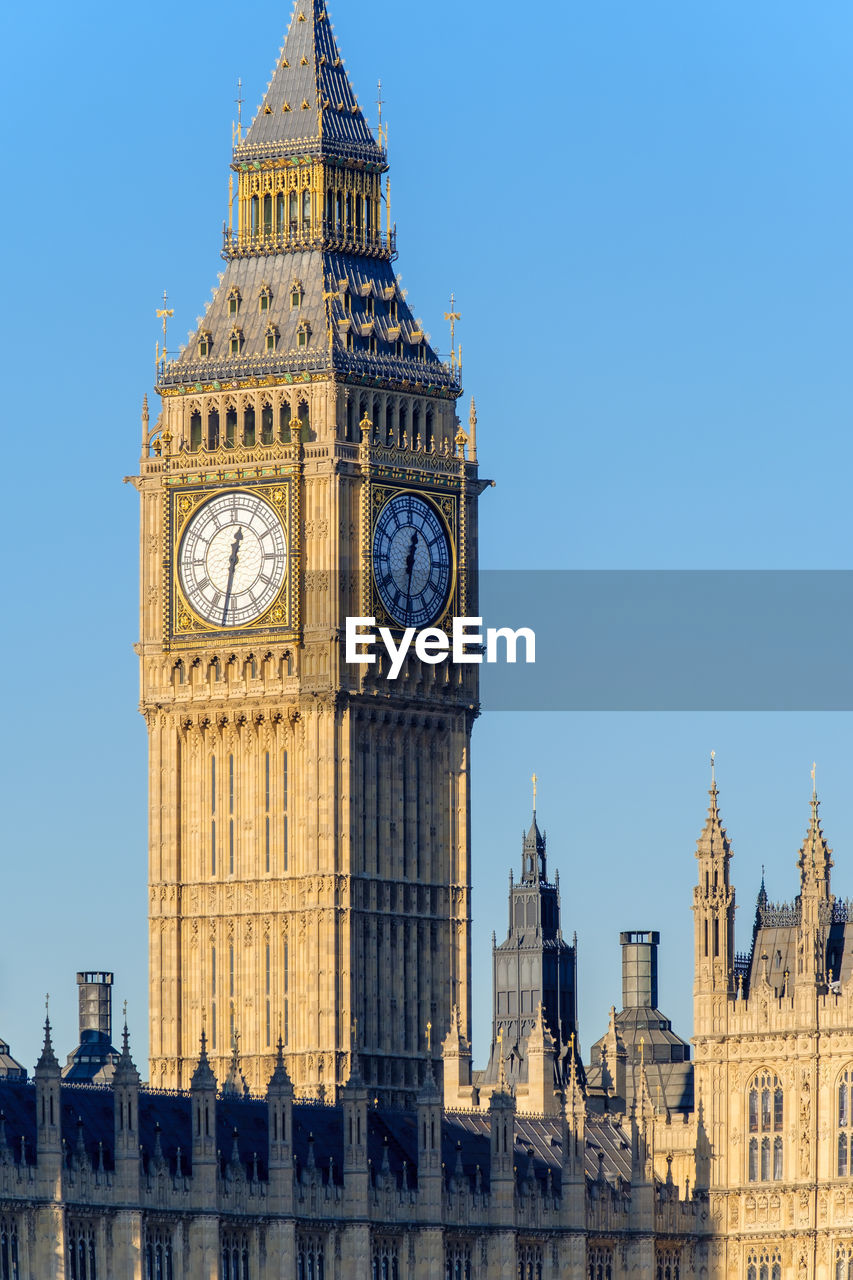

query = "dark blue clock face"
[[372, 493, 453, 627]]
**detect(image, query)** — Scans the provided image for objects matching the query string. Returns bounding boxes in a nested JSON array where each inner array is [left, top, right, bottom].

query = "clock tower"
[[135, 2, 484, 1102]]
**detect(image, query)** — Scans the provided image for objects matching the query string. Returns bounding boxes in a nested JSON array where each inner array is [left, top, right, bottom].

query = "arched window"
[[276, 192, 285, 234], [261, 403, 274, 444], [250, 196, 259, 237], [587, 1248, 613, 1280], [190, 411, 202, 451], [289, 190, 298, 229], [225, 407, 237, 449], [0, 1217, 19, 1280], [656, 1250, 681, 1280], [747, 1250, 782, 1280], [228, 288, 241, 316], [259, 285, 271, 313], [243, 406, 255, 448], [839, 1068, 853, 1175], [207, 409, 220, 450], [302, 189, 311, 226], [748, 1071, 783, 1182], [229, 328, 243, 357], [263, 193, 272, 236], [835, 1246, 853, 1280], [220, 1229, 250, 1280], [198, 331, 211, 358]]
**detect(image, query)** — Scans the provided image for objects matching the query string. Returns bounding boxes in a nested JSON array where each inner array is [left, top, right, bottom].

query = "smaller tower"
[[63, 972, 120, 1083], [485, 798, 577, 1091], [341, 1038, 369, 1207], [796, 777, 834, 995], [34, 1011, 62, 1195], [266, 1038, 294, 1215], [692, 759, 735, 1033], [112, 1018, 141, 1200], [416, 1051, 443, 1213], [488, 1055, 516, 1214], [189, 1030, 218, 1208]]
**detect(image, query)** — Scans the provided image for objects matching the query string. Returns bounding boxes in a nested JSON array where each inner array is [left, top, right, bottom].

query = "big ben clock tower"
[[135, 2, 485, 1101]]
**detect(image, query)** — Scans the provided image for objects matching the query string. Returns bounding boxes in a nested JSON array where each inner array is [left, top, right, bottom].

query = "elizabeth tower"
[[135, 2, 484, 1101]]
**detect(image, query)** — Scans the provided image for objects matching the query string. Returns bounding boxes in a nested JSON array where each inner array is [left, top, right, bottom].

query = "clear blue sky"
[[3, 0, 853, 1076]]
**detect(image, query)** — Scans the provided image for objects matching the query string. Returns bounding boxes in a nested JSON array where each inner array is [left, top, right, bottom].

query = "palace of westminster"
[[3, 4, 853, 1278]]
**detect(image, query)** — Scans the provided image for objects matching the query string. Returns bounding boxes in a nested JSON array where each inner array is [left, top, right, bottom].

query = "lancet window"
[[747, 1070, 783, 1182], [371, 1240, 399, 1280], [144, 1227, 174, 1280], [587, 1247, 613, 1280], [0, 1218, 18, 1280], [839, 1068, 853, 1175], [746, 1250, 782, 1280], [67, 1222, 97, 1280], [836, 1247, 853, 1280], [656, 1249, 681, 1280], [444, 1241, 471, 1280], [220, 1230, 249, 1280], [518, 1243, 543, 1280], [296, 1234, 325, 1280]]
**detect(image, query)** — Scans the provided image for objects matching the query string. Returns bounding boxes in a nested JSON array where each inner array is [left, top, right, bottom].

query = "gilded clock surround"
[[167, 479, 297, 642], [369, 485, 458, 632]]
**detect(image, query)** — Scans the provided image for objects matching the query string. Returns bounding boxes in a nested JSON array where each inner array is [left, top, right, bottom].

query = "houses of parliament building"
[[3, 3, 853, 1276]]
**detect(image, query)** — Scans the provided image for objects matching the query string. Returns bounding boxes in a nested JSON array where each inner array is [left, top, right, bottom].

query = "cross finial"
[[426, 1021, 432, 1053], [45, 993, 50, 1019], [532, 773, 538, 813], [235, 77, 244, 143], [444, 293, 462, 373], [812, 761, 817, 799], [710, 750, 716, 786], [156, 290, 175, 369]]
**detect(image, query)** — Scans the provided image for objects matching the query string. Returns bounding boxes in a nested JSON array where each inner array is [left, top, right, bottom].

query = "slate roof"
[[236, 1, 384, 166], [0, 1080, 636, 1196], [163, 250, 455, 393]]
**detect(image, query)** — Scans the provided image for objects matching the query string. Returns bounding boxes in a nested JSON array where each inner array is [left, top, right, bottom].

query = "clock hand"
[[404, 530, 418, 619], [222, 528, 244, 625]]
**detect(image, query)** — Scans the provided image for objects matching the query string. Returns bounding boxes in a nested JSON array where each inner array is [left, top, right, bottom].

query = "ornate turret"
[[692, 756, 735, 1004], [113, 1019, 141, 1198], [34, 1008, 62, 1196], [190, 1029, 218, 1207], [797, 772, 834, 991], [158, 0, 457, 401], [485, 793, 577, 1093]]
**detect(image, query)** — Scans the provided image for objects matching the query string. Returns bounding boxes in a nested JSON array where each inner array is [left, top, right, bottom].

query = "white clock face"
[[178, 491, 287, 627], [372, 493, 453, 627]]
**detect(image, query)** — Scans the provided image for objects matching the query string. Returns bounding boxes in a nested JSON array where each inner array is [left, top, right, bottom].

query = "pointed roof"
[[798, 791, 833, 896], [34, 1013, 59, 1079], [267, 1036, 294, 1096], [522, 810, 546, 883], [190, 1029, 217, 1092], [236, 2, 384, 165], [222, 1032, 249, 1099], [112, 1020, 140, 1088], [695, 781, 731, 862]]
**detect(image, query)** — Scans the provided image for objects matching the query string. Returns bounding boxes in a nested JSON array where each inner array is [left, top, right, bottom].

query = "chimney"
[[77, 972, 113, 1041], [620, 932, 659, 1009]]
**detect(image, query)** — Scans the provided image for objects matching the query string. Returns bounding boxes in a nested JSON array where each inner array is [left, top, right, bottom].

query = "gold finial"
[[323, 284, 340, 357], [710, 749, 715, 785], [426, 1021, 432, 1053], [235, 77, 244, 144], [532, 773, 538, 813], [156, 290, 175, 368], [640, 1036, 645, 1067], [812, 762, 817, 799], [444, 293, 461, 373], [468, 397, 478, 461], [359, 413, 373, 443], [376, 79, 386, 148], [228, 171, 234, 235]]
